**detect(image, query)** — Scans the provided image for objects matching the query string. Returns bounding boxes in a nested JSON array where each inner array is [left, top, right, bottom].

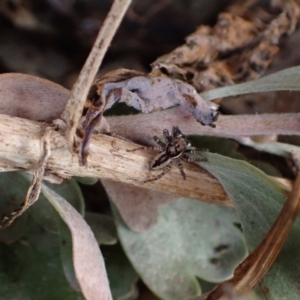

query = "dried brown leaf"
[[151, 0, 300, 92], [81, 68, 219, 163]]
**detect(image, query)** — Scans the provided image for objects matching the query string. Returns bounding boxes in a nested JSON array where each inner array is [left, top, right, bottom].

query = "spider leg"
[[127, 145, 161, 152], [127, 136, 166, 153], [153, 136, 166, 149], [176, 160, 186, 180], [163, 129, 172, 142], [183, 154, 207, 162], [144, 162, 172, 183], [184, 147, 209, 154]]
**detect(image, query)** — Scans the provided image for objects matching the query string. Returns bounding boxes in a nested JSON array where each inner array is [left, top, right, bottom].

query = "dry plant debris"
[[80, 68, 218, 164], [151, 0, 300, 92]]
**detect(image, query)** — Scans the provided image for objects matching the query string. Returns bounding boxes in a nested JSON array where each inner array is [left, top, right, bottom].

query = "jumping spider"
[[128, 126, 207, 182]]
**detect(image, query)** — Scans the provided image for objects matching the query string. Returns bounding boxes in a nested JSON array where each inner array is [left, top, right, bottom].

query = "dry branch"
[[0, 113, 229, 206]]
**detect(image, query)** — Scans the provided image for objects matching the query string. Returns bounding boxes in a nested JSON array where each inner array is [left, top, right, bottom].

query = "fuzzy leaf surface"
[[195, 152, 300, 299], [201, 66, 300, 101], [113, 198, 246, 300], [0, 219, 83, 300]]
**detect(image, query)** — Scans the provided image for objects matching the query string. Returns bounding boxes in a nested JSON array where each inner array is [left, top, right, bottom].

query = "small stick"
[[61, 0, 132, 148]]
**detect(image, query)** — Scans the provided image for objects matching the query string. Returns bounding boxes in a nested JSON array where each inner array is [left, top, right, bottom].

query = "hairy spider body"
[[128, 126, 207, 182]]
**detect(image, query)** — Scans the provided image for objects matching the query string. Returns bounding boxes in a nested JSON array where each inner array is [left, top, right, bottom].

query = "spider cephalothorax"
[[129, 126, 207, 182]]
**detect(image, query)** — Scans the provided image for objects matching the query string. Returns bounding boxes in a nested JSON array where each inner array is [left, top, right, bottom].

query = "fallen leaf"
[[81, 68, 219, 163]]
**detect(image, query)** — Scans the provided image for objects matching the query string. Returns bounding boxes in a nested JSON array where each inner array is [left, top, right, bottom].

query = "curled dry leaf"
[[81, 68, 219, 163], [41, 184, 112, 300], [102, 179, 175, 232], [151, 0, 300, 92]]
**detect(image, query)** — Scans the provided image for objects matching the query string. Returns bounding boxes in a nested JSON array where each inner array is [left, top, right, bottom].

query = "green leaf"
[[85, 212, 118, 245], [29, 178, 85, 233], [0, 172, 31, 244], [188, 136, 282, 176], [194, 152, 300, 299], [74, 177, 99, 185], [0, 219, 83, 300], [102, 244, 139, 300], [200, 66, 300, 101], [188, 136, 246, 160], [112, 198, 246, 300]]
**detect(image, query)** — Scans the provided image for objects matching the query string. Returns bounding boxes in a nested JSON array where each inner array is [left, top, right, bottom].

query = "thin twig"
[[61, 0, 132, 147]]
